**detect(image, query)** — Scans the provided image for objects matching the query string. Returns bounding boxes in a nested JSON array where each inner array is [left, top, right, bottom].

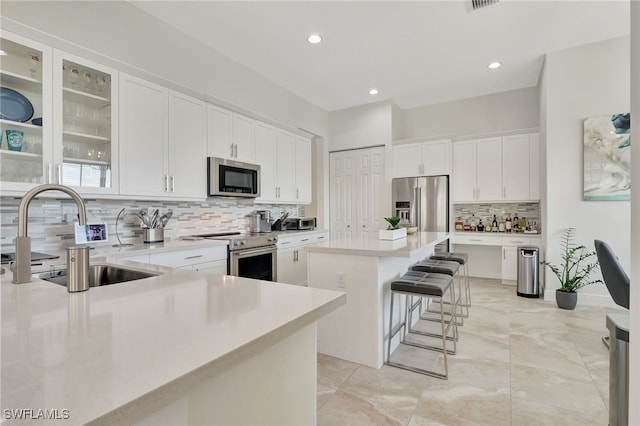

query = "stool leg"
[[387, 292, 396, 363]]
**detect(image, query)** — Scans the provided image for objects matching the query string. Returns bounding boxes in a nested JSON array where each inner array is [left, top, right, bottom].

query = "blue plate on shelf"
[[0, 87, 34, 122]]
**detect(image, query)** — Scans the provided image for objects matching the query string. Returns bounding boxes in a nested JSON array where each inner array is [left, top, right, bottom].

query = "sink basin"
[[34, 264, 160, 287]]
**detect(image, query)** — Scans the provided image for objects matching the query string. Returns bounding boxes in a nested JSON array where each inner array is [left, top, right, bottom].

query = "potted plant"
[[379, 216, 406, 240], [540, 228, 602, 310]]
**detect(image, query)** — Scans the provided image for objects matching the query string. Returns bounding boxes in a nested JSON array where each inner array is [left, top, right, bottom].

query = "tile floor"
[[317, 278, 622, 425]]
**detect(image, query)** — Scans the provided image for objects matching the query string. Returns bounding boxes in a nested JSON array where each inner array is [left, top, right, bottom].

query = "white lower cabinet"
[[120, 245, 228, 275], [450, 234, 541, 282], [277, 231, 328, 286], [501, 237, 542, 282]]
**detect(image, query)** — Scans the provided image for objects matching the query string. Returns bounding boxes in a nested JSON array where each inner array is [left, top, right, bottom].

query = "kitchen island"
[[1, 259, 345, 425], [306, 232, 449, 368]]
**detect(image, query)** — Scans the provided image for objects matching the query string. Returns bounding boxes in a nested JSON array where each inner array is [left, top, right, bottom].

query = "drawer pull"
[[512, 240, 524, 244], [184, 255, 204, 260], [301, 238, 309, 242], [470, 239, 482, 242], [317, 236, 325, 239], [280, 241, 291, 245]]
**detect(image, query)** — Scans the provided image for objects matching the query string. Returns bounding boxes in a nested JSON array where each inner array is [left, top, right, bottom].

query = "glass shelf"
[[63, 87, 110, 108], [0, 118, 42, 130], [0, 150, 42, 159], [63, 131, 110, 144], [63, 157, 109, 166], [0, 70, 41, 91]]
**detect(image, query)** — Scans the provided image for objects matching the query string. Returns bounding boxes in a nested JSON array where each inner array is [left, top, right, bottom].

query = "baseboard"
[[542, 290, 617, 308]]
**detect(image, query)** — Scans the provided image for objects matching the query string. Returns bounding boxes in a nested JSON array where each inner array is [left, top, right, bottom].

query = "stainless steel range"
[[191, 232, 277, 281]]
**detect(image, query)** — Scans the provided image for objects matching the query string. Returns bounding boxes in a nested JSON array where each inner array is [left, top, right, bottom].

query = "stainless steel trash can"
[[606, 313, 629, 426], [517, 246, 540, 298]]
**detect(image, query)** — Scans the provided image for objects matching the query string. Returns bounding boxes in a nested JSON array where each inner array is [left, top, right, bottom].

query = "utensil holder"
[[143, 228, 164, 243]]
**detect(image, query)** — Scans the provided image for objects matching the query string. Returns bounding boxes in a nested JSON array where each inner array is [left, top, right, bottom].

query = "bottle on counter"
[[519, 216, 526, 231], [477, 219, 485, 232], [498, 218, 506, 232], [513, 213, 520, 232], [505, 213, 512, 233], [470, 214, 477, 231], [491, 214, 498, 232], [455, 217, 464, 231]]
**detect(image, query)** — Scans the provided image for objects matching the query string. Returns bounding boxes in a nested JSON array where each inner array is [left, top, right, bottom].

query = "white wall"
[[629, 1, 639, 422], [402, 87, 539, 140], [1, 1, 328, 138], [328, 101, 392, 151], [542, 36, 631, 305]]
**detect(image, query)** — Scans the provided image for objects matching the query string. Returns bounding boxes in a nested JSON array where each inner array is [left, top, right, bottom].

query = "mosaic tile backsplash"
[[454, 202, 541, 231], [0, 196, 300, 253]]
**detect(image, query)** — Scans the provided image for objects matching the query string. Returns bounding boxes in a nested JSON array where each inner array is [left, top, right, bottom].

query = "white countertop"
[[1, 259, 345, 425], [306, 232, 449, 258]]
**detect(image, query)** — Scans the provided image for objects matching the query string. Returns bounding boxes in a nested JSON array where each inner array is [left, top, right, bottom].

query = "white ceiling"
[[131, 1, 630, 112]]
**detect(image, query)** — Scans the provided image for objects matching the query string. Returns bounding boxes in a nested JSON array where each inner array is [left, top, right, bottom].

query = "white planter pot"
[[379, 228, 407, 240]]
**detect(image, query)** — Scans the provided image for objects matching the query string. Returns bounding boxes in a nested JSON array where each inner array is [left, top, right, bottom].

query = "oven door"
[[229, 245, 277, 282]]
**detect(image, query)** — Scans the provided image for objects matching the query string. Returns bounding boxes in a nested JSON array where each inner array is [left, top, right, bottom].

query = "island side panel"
[[309, 253, 381, 368], [308, 244, 436, 369], [185, 323, 317, 425]]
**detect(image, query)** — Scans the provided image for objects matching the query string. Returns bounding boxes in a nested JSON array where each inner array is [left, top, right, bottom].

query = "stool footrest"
[[386, 360, 448, 380]]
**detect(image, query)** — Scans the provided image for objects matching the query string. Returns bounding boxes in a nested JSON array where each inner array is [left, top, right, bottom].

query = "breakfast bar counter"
[[1, 260, 345, 425], [306, 232, 449, 368]]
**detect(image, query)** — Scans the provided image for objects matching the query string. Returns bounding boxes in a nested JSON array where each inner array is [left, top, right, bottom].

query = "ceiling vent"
[[472, 0, 499, 10]]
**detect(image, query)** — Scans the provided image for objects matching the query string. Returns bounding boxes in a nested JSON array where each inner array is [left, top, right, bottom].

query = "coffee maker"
[[256, 210, 272, 233]]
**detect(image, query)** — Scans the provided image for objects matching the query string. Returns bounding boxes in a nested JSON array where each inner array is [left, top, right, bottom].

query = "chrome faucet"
[[11, 184, 87, 285]]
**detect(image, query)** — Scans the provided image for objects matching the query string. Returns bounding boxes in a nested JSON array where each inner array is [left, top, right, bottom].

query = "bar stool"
[[386, 271, 458, 379], [411, 259, 467, 321], [430, 252, 471, 309]]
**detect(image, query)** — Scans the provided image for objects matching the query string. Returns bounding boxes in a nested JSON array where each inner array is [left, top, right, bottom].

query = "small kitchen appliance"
[[282, 217, 317, 231], [256, 210, 272, 233]]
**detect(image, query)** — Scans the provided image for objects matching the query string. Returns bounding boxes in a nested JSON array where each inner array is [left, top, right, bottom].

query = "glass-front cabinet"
[[53, 51, 118, 193], [0, 31, 52, 191], [0, 30, 118, 194]]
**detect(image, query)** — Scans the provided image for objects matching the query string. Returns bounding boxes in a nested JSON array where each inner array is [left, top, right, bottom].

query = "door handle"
[[230, 144, 234, 157], [233, 144, 238, 158], [46, 163, 52, 184], [164, 174, 169, 192], [296, 188, 299, 199], [171, 175, 175, 192], [184, 254, 204, 260], [57, 164, 62, 184]]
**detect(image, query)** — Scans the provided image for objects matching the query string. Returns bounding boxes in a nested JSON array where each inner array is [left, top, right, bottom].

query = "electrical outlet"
[[337, 272, 345, 288]]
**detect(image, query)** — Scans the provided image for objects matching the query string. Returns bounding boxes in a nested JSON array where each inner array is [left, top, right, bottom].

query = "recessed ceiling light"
[[487, 61, 502, 69], [307, 34, 322, 44], [0, 50, 7, 56], [369, 89, 379, 95]]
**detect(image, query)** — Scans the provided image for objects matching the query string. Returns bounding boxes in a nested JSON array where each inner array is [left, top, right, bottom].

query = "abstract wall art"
[[583, 113, 631, 201]]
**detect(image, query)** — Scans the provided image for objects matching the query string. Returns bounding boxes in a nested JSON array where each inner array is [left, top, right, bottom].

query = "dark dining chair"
[[594, 240, 630, 347]]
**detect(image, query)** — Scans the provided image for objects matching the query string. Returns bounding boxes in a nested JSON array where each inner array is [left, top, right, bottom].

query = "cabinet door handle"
[[46, 163, 52, 184], [296, 188, 299, 199], [470, 238, 482, 242], [317, 236, 325, 240], [171, 175, 175, 192], [503, 187, 506, 199], [230, 143, 234, 157], [164, 175, 169, 192], [233, 144, 238, 158], [301, 238, 309, 242], [57, 164, 62, 184], [280, 241, 291, 245], [184, 254, 204, 260], [512, 240, 524, 244], [503, 248, 506, 260]]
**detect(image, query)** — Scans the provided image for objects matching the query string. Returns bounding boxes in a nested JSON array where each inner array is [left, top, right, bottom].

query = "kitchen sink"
[[34, 264, 160, 288]]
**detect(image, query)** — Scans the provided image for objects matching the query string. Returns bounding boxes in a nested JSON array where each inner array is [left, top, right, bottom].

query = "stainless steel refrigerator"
[[391, 176, 449, 250]]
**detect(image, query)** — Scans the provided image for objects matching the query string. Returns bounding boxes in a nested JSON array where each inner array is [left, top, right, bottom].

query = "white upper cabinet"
[[452, 133, 540, 202], [254, 121, 278, 200], [54, 50, 119, 194], [168, 91, 206, 198], [295, 136, 312, 204], [120, 73, 205, 198], [206, 104, 233, 159], [502, 134, 530, 200], [255, 123, 310, 204], [452, 140, 477, 202], [476, 137, 502, 201], [232, 113, 255, 163], [206, 105, 255, 163], [0, 31, 52, 193], [119, 73, 168, 197], [393, 139, 451, 177]]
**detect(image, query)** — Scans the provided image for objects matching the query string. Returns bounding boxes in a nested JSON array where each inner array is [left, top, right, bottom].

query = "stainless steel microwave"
[[207, 157, 261, 198]]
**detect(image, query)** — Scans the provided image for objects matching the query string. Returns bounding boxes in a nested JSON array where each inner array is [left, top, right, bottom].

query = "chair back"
[[594, 240, 630, 309]]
